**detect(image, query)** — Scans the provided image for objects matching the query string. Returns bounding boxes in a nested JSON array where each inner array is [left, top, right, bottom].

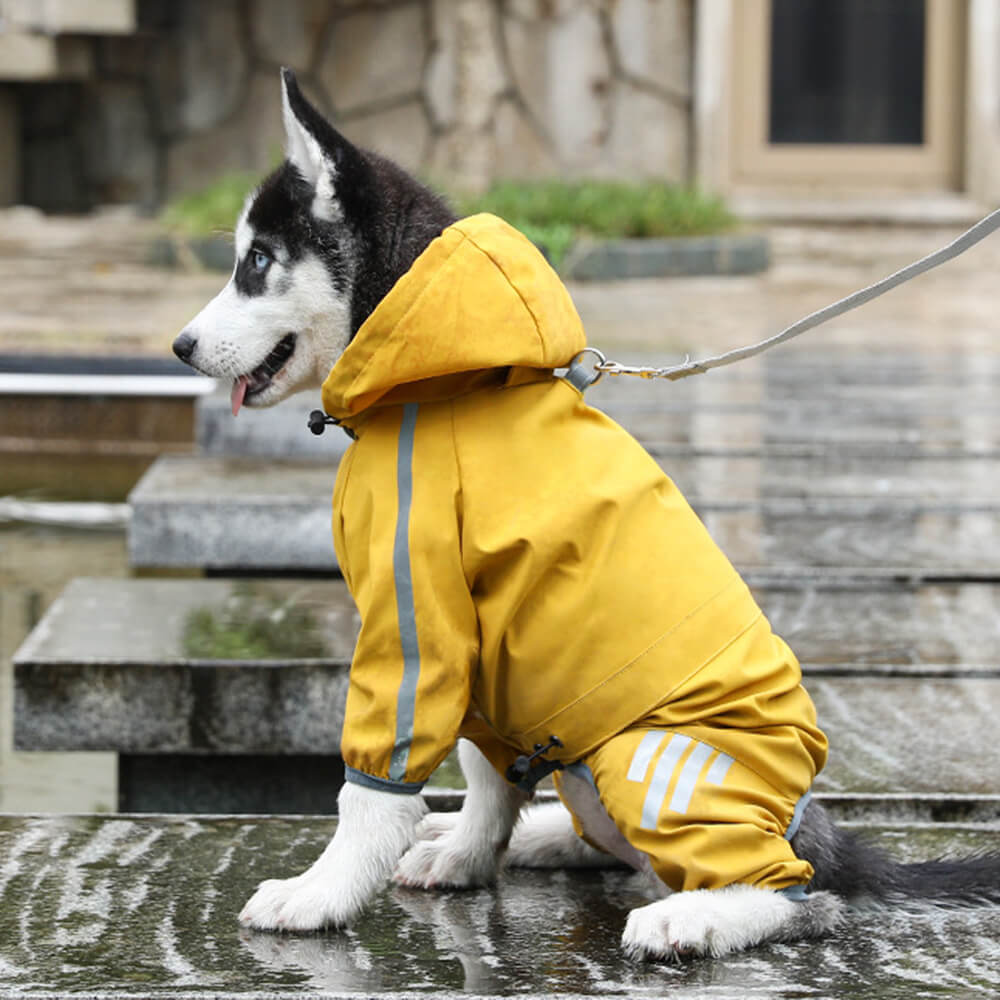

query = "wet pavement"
[[1, 813, 999, 1000]]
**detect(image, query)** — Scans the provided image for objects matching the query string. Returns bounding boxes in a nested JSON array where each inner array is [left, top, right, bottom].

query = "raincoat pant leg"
[[576, 720, 817, 894]]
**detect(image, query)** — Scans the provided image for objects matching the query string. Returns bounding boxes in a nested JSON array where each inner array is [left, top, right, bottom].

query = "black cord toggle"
[[308, 410, 357, 440], [506, 735, 565, 791]]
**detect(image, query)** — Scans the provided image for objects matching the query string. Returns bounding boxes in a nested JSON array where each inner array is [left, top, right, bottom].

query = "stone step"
[[128, 454, 1000, 574], [15, 579, 1000, 799], [0, 813, 997, 998]]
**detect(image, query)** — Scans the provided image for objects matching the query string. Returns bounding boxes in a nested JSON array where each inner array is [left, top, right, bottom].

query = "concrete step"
[[1, 363, 210, 500], [128, 453, 1000, 574], [14, 578, 1000, 800], [0, 813, 997, 998]]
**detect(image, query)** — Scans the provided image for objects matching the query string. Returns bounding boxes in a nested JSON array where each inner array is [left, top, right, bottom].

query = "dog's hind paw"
[[621, 885, 813, 961], [414, 812, 460, 842], [394, 826, 501, 890]]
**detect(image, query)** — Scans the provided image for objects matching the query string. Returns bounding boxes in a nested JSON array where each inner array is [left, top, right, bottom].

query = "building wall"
[[4, 0, 695, 212]]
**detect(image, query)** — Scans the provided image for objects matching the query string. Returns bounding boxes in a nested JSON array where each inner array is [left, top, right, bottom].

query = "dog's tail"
[[793, 800, 1000, 905]]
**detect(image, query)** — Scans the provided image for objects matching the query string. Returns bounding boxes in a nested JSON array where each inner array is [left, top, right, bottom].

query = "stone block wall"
[[3, 0, 693, 212]]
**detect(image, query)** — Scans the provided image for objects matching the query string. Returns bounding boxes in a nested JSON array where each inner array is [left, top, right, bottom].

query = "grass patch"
[[161, 173, 734, 269], [161, 171, 258, 237], [182, 583, 328, 660], [455, 179, 735, 266]]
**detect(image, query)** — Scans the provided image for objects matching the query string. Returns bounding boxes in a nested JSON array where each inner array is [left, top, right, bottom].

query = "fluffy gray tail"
[[792, 800, 1000, 905]]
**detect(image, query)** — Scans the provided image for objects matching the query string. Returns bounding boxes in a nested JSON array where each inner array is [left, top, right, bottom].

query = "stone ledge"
[[0, 814, 998, 998], [127, 453, 1000, 574], [562, 232, 769, 280]]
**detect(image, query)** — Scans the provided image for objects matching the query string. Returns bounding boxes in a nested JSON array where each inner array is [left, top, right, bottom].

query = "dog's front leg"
[[395, 739, 528, 889], [240, 781, 426, 931]]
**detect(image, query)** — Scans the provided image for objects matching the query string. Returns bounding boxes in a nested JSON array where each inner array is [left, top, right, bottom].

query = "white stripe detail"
[[705, 750, 735, 785], [626, 731, 665, 784], [668, 741, 715, 815], [640, 734, 691, 830]]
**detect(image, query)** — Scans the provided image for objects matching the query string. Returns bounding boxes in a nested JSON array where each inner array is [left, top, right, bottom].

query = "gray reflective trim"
[[346, 766, 424, 795], [389, 403, 420, 782], [785, 789, 812, 841], [706, 750, 735, 785], [627, 730, 665, 783], [640, 734, 691, 830], [668, 741, 715, 815]]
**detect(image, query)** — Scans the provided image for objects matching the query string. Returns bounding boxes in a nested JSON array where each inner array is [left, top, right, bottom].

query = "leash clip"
[[506, 735, 565, 791]]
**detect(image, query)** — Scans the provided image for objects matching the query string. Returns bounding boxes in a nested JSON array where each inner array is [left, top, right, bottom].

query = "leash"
[[570, 206, 1000, 387]]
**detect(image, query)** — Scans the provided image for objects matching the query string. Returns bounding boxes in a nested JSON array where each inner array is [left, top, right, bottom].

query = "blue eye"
[[251, 249, 271, 272]]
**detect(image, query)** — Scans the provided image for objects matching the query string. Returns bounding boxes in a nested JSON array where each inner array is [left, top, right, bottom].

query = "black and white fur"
[[174, 70, 1000, 961]]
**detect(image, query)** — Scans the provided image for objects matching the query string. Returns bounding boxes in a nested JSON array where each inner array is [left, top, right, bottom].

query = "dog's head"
[[172, 69, 453, 414]]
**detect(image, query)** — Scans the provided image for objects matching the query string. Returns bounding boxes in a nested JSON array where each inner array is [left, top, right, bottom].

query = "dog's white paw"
[[394, 824, 500, 890], [239, 875, 307, 931], [621, 885, 799, 961], [239, 868, 369, 932], [414, 811, 460, 842]]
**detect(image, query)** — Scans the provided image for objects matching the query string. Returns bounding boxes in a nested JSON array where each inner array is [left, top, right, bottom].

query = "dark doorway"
[[769, 0, 926, 145]]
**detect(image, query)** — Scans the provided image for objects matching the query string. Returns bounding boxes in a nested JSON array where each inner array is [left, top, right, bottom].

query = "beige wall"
[[6, 0, 696, 209], [158, 0, 696, 199]]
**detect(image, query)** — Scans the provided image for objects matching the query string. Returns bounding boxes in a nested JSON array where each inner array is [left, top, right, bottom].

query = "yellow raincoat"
[[322, 214, 827, 890]]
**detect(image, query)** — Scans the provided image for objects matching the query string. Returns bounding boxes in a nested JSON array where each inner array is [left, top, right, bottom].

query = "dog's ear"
[[280, 68, 356, 219]]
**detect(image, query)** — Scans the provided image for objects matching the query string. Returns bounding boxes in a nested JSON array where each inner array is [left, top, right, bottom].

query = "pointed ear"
[[281, 68, 329, 189]]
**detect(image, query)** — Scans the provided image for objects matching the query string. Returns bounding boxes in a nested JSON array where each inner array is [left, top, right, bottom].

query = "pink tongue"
[[231, 376, 249, 417]]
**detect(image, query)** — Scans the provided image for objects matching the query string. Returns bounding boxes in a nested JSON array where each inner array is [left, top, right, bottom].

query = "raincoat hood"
[[320, 213, 586, 421]]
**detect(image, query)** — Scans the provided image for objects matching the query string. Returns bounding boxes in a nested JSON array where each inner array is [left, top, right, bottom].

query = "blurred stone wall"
[[7, 0, 693, 212]]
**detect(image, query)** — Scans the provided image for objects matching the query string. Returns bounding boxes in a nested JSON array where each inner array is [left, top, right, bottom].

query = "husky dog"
[[174, 70, 1000, 961]]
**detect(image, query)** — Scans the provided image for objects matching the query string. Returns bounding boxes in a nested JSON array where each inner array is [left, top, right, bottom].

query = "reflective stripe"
[[705, 750, 734, 785], [785, 789, 812, 842], [626, 730, 665, 783], [389, 403, 420, 782], [640, 734, 691, 830], [668, 741, 715, 815]]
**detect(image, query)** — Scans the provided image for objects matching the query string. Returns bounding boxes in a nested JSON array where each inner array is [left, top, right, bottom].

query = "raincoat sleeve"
[[332, 403, 480, 794]]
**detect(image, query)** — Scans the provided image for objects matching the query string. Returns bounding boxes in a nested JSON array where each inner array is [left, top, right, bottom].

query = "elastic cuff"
[[778, 884, 810, 901], [345, 766, 425, 795]]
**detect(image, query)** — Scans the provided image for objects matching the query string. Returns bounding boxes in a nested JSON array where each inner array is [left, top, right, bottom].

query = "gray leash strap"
[[591, 206, 1000, 383]]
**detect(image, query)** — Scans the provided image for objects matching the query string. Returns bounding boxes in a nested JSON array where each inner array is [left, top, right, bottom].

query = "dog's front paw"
[[239, 870, 368, 932], [394, 825, 500, 890], [239, 875, 306, 931]]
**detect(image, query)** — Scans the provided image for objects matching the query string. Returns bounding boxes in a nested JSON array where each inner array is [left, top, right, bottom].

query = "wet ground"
[[1, 814, 998, 999]]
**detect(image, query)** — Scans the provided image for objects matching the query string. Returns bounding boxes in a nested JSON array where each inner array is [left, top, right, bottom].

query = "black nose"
[[173, 330, 197, 363]]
